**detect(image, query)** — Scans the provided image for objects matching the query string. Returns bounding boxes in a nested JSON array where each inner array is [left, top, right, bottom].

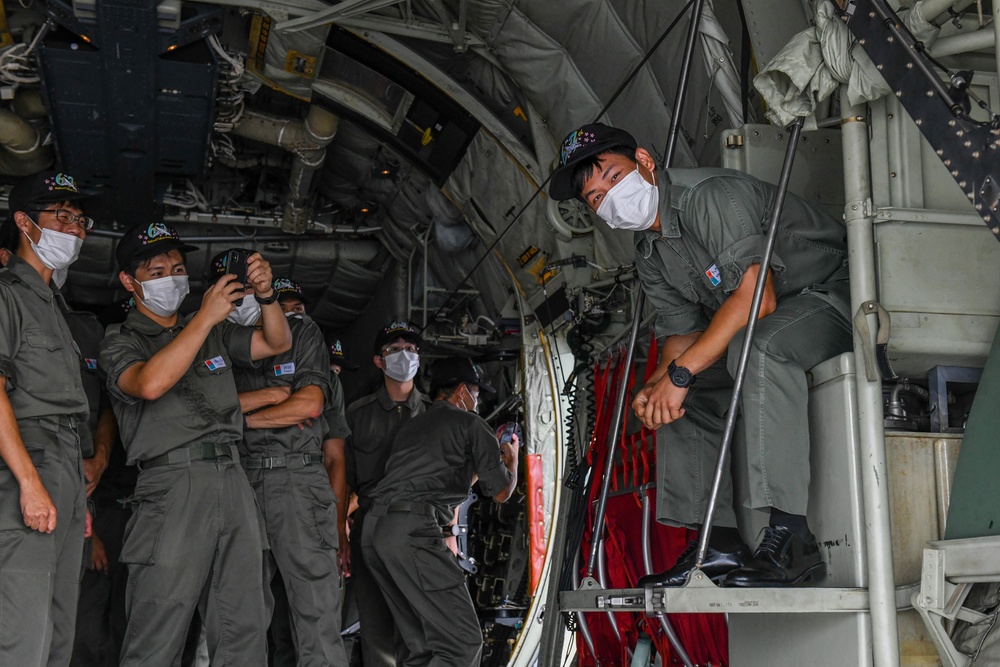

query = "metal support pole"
[[585, 0, 706, 582], [584, 288, 644, 578], [694, 117, 804, 567], [841, 96, 901, 667], [641, 485, 694, 667]]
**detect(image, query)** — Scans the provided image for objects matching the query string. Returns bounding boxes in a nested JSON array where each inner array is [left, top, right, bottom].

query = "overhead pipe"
[[0, 108, 52, 176], [231, 105, 339, 234]]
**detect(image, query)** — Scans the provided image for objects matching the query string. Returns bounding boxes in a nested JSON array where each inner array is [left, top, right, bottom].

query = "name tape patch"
[[84, 358, 98, 370], [204, 356, 227, 371], [274, 362, 296, 376], [705, 263, 722, 287]]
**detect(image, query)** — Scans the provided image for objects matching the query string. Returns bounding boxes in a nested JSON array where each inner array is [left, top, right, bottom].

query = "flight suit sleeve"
[[635, 240, 709, 338], [469, 416, 512, 499], [686, 177, 787, 295], [290, 320, 333, 401], [216, 320, 257, 369], [98, 331, 147, 406], [0, 286, 21, 391], [322, 373, 350, 440]]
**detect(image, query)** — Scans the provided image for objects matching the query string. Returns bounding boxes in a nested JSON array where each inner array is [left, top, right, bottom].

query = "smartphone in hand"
[[226, 249, 251, 306]]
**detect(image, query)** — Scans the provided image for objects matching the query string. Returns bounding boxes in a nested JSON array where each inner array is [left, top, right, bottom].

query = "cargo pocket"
[[307, 483, 338, 550], [410, 535, 465, 592], [119, 489, 170, 566], [19, 330, 65, 395]]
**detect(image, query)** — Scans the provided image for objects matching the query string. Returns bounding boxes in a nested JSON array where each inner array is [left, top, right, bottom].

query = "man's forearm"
[[245, 385, 323, 429], [250, 302, 292, 360], [239, 386, 288, 414], [673, 265, 776, 375], [118, 313, 215, 400], [323, 437, 348, 535], [0, 380, 41, 487], [92, 406, 117, 465]]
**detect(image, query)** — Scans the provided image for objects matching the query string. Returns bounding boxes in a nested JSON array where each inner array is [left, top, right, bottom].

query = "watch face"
[[671, 366, 692, 387]]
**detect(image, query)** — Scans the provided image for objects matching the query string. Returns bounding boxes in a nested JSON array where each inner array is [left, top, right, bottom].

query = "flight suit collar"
[[5, 253, 57, 302], [123, 307, 183, 336], [375, 382, 423, 411], [634, 170, 680, 259]]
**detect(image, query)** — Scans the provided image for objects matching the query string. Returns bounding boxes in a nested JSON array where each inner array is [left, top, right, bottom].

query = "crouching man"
[[98, 224, 291, 666]]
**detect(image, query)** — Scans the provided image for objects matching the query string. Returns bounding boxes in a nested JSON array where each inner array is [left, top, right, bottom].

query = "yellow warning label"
[[248, 13, 271, 75], [0, 4, 14, 50]]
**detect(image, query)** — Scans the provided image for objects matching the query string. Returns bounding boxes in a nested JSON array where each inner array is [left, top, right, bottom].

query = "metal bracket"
[[836, 0, 1000, 241]]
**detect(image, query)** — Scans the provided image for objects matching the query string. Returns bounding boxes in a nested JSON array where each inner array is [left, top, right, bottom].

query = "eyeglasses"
[[28, 208, 94, 231], [383, 344, 418, 355]]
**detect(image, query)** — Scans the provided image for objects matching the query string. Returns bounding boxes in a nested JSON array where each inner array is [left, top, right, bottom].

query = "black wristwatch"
[[255, 290, 278, 305], [667, 361, 696, 388]]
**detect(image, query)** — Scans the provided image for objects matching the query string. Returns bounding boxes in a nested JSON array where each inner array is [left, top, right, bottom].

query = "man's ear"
[[13, 211, 33, 235], [635, 147, 657, 173], [119, 271, 137, 295], [373, 354, 385, 370]]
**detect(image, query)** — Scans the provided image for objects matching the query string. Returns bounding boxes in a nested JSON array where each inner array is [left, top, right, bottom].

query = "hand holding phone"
[[226, 249, 251, 306]]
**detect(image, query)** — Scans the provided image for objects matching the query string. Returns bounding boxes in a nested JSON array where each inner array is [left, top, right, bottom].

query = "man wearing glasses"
[[0, 171, 93, 666], [344, 321, 430, 667]]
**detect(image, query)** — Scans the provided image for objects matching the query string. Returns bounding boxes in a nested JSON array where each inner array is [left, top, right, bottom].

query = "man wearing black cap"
[[344, 321, 429, 667], [204, 254, 349, 667], [273, 277, 308, 316], [0, 171, 95, 666], [98, 224, 291, 666], [361, 356, 517, 667], [550, 123, 852, 588]]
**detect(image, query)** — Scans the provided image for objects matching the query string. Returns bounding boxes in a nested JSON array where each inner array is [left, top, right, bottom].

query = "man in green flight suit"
[[0, 171, 93, 666], [98, 224, 291, 666], [208, 252, 349, 667], [550, 123, 852, 588]]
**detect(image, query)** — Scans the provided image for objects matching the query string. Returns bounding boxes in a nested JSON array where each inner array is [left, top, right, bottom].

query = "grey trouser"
[[657, 283, 852, 528], [0, 417, 85, 667], [247, 465, 347, 667], [119, 456, 267, 667], [72, 501, 131, 666], [361, 504, 481, 667], [351, 508, 403, 667]]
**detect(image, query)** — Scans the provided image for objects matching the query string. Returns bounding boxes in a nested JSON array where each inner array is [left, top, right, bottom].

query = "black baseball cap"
[[8, 171, 92, 219], [430, 357, 495, 394], [329, 339, 359, 370], [374, 321, 422, 354], [273, 277, 309, 304], [116, 222, 198, 270], [549, 123, 638, 201]]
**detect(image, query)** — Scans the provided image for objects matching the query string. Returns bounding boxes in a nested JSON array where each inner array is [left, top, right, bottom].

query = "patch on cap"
[[560, 129, 599, 165], [45, 173, 80, 195], [138, 223, 182, 247]]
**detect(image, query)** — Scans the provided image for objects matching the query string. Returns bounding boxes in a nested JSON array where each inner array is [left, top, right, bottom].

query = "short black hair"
[[569, 144, 637, 200], [432, 382, 464, 401], [125, 251, 186, 278], [0, 219, 17, 252]]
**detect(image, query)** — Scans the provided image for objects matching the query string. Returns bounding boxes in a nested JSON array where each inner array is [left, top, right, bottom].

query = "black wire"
[[417, 0, 697, 334]]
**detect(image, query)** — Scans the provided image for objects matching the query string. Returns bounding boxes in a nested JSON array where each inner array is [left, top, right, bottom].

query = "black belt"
[[138, 442, 238, 470], [385, 501, 438, 516], [241, 453, 321, 470]]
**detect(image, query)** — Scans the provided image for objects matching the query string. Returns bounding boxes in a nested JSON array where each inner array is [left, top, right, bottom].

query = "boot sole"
[[722, 562, 827, 588]]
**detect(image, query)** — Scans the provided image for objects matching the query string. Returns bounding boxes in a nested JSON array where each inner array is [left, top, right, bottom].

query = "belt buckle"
[[261, 457, 275, 470]]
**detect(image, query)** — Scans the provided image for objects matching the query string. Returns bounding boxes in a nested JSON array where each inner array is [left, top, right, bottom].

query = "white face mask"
[[463, 384, 479, 413], [134, 275, 189, 317], [51, 267, 68, 289], [383, 349, 419, 382], [23, 219, 83, 270], [595, 164, 659, 231], [228, 297, 261, 326]]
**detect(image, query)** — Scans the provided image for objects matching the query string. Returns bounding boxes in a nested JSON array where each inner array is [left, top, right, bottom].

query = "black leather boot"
[[722, 526, 826, 587], [637, 538, 751, 587]]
